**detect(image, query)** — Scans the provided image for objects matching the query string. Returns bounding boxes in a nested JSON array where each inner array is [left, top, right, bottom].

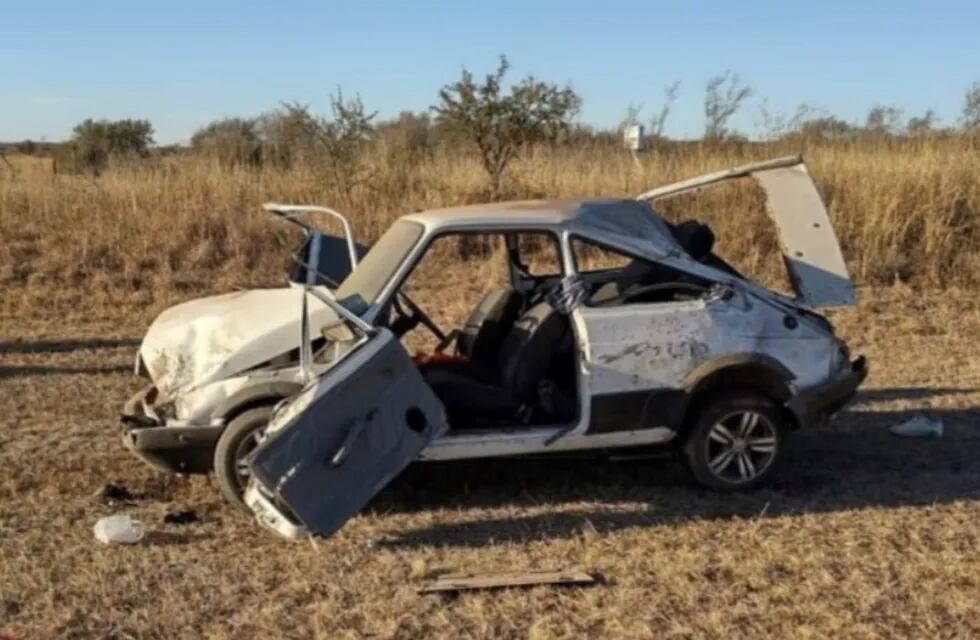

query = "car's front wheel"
[[683, 389, 788, 490], [213, 405, 274, 511]]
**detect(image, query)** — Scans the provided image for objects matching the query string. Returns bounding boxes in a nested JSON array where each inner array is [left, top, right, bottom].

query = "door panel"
[[248, 330, 447, 537], [575, 300, 712, 432]]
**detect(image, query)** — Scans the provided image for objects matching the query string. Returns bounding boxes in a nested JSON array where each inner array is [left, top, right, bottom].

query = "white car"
[[230, 155, 868, 540]]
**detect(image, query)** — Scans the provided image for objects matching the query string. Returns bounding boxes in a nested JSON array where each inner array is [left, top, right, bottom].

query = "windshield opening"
[[335, 220, 424, 314]]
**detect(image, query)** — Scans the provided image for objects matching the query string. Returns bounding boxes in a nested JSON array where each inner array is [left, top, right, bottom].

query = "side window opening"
[[570, 237, 711, 307], [509, 232, 563, 279], [396, 231, 562, 354]]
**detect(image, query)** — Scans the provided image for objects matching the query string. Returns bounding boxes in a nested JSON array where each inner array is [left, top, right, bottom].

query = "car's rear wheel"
[[214, 405, 274, 511], [683, 389, 788, 490]]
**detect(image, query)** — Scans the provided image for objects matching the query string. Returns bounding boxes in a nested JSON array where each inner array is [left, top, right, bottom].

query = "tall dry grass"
[[1, 136, 978, 302]]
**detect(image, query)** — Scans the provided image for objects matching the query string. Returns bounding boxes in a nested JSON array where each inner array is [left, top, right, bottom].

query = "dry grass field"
[[2, 139, 980, 638]]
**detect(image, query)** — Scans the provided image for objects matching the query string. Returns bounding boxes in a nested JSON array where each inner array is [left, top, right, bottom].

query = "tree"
[[376, 110, 437, 160], [434, 55, 581, 198], [962, 82, 980, 130], [17, 139, 36, 155], [797, 116, 859, 140], [906, 109, 938, 136], [69, 118, 154, 173], [256, 104, 321, 167], [757, 101, 819, 140], [703, 71, 752, 140], [865, 104, 903, 135], [650, 81, 680, 138], [191, 117, 262, 167], [309, 89, 378, 195]]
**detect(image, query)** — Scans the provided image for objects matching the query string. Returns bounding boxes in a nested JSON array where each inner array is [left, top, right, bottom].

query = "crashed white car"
[[228, 155, 868, 540]]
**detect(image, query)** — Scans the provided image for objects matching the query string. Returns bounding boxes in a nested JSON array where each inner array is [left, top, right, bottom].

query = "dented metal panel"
[[752, 165, 854, 308], [248, 329, 447, 537], [574, 282, 839, 430], [139, 288, 340, 399], [578, 298, 714, 396]]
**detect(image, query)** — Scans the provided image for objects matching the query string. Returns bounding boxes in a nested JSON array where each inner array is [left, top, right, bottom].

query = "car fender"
[[213, 380, 305, 422]]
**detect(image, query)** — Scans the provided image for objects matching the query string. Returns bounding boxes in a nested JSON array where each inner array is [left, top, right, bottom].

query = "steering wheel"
[[594, 282, 707, 307], [393, 292, 447, 342]]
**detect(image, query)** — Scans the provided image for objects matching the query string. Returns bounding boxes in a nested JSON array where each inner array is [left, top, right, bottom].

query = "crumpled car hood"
[[140, 287, 337, 397]]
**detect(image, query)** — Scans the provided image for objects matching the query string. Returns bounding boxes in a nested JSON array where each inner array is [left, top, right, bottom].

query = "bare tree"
[[650, 81, 680, 138], [621, 102, 644, 129], [757, 101, 820, 140], [962, 82, 980, 130], [865, 104, 903, 135], [906, 109, 938, 136], [703, 71, 752, 140], [434, 55, 581, 198]]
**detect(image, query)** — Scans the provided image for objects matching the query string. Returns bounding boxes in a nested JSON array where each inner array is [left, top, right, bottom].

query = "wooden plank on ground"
[[418, 568, 597, 593]]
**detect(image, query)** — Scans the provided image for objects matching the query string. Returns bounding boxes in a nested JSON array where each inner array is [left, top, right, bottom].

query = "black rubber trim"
[[588, 388, 688, 434], [787, 356, 868, 428], [121, 422, 223, 474]]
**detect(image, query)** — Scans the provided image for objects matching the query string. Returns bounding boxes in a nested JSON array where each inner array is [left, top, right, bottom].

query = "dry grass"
[[2, 139, 980, 638], [2, 285, 980, 638], [2, 136, 979, 307]]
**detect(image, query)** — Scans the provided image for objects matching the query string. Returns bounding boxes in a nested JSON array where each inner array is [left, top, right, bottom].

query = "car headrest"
[[673, 220, 715, 261]]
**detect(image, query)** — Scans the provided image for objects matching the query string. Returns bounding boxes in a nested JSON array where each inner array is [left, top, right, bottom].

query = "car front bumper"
[[120, 384, 223, 474], [788, 356, 868, 428]]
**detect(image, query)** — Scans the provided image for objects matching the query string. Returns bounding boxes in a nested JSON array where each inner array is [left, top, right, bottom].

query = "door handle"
[[329, 410, 376, 467]]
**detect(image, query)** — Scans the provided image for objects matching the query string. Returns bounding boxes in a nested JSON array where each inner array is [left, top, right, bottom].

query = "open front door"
[[246, 329, 448, 539], [637, 156, 855, 308]]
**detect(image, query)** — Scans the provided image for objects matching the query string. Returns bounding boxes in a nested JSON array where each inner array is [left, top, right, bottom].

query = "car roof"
[[401, 198, 681, 257]]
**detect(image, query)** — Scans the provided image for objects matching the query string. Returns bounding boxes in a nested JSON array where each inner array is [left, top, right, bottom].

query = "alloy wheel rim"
[[234, 427, 267, 488], [703, 410, 777, 484]]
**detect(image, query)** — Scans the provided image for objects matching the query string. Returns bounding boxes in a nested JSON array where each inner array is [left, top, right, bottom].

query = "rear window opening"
[[653, 178, 795, 297]]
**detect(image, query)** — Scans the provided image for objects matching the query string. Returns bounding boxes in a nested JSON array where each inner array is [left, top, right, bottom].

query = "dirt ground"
[[2, 284, 980, 639]]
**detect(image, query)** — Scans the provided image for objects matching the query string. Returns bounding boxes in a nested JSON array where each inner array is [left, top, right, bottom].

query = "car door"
[[573, 297, 714, 434], [247, 328, 448, 538]]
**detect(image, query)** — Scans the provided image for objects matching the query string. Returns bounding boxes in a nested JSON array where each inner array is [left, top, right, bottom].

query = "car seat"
[[422, 301, 574, 426]]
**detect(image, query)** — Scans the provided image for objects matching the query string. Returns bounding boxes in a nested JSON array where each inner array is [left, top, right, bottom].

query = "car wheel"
[[213, 405, 274, 511], [683, 389, 788, 491]]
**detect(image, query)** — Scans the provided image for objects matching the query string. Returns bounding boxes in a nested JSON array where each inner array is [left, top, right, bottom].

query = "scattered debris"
[[96, 483, 141, 508], [93, 515, 145, 544], [418, 568, 599, 594], [163, 510, 200, 525], [889, 415, 943, 439]]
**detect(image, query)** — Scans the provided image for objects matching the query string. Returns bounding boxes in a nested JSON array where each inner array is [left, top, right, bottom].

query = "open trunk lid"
[[638, 156, 855, 308]]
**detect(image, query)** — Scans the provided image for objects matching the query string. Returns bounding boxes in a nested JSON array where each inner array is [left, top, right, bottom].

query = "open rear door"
[[638, 156, 855, 308], [246, 329, 448, 539]]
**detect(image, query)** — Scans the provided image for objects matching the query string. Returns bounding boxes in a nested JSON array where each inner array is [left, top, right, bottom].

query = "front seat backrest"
[[497, 302, 571, 401], [457, 287, 523, 364]]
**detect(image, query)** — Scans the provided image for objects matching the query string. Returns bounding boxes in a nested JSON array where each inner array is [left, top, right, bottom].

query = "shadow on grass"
[[373, 402, 980, 548], [0, 337, 140, 355], [0, 364, 132, 379]]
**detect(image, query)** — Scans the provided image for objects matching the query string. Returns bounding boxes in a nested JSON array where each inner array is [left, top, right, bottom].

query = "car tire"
[[683, 389, 788, 491], [213, 405, 275, 512]]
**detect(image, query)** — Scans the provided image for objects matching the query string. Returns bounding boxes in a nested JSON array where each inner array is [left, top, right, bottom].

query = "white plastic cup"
[[93, 515, 145, 544]]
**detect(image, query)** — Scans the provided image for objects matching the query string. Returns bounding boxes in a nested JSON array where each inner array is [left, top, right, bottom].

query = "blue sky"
[[2, 1, 978, 144]]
